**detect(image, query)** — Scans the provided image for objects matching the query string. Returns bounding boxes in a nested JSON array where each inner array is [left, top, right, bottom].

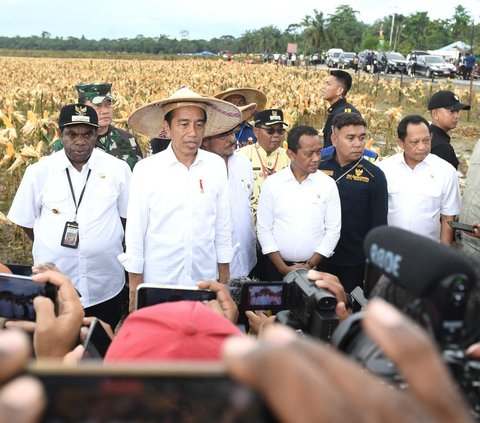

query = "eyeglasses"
[[258, 127, 286, 135]]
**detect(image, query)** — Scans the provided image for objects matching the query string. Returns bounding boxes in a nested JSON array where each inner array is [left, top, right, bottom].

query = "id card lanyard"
[[61, 168, 91, 249]]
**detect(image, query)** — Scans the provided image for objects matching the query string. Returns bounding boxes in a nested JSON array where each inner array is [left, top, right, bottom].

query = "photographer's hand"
[[0, 330, 45, 423], [307, 269, 351, 321], [197, 280, 239, 324], [245, 310, 276, 336], [6, 270, 84, 360], [223, 298, 473, 423]]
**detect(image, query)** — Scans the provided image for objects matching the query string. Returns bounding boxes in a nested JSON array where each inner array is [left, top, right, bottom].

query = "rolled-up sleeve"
[[215, 165, 234, 263], [119, 161, 148, 273], [315, 182, 341, 258]]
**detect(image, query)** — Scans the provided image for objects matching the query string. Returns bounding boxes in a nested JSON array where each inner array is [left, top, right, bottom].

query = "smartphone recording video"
[[82, 318, 112, 360], [0, 273, 57, 321], [241, 282, 285, 311], [135, 284, 216, 310]]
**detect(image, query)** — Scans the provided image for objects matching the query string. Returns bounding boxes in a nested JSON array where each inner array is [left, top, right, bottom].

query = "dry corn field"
[[1, 56, 479, 264]]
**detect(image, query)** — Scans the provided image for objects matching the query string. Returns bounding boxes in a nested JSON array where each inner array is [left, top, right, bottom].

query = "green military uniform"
[[52, 83, 143, 170]]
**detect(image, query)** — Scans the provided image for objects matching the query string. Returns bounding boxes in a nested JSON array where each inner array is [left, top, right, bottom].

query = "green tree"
[[302, 9, 330, 54], [326, 5, 365, 51], [449, 5, 472, 41]]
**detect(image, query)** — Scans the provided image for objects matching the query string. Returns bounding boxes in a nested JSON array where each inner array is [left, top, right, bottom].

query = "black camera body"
[[332, 226, 480, 419], [238, 269, 339, 341]]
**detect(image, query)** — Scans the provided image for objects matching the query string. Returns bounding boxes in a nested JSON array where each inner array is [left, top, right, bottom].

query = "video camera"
[[233, 269, 339, 341], [331, 226, 480, 418]]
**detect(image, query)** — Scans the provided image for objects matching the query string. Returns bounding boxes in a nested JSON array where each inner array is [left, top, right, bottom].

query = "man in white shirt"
[[202, 108, 257, 278], [121, 87, 243, 310], [378, 114, 461, 244], [257, 125, 341, 281], [8, 104, 131, 329]]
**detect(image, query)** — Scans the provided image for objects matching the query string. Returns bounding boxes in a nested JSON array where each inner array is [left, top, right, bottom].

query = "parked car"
[[376, 52, 408, 74], [326, 49, 343, 68], [409, 55, 457, 78], [338, 52, 356, 69]]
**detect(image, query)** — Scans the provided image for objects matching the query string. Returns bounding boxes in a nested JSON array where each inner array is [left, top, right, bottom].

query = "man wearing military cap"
[[8, 104, 131, 328], [427, 90, 470, 170], [237, 108, 290, 217], [53, 83, 143, 170]]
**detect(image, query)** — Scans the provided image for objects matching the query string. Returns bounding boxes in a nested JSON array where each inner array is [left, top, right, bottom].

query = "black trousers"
[[84, 285, 128, 331]]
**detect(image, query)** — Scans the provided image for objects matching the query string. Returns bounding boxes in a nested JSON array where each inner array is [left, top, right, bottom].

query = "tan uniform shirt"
[[237, 143, 290, 217]]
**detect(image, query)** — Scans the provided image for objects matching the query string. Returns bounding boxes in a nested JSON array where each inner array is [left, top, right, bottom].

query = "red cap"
[[105, 301, 241, 362]]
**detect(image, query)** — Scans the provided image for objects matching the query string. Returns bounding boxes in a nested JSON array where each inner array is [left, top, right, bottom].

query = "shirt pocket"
[[417, 184, 442, 214], [92, 183, 118, 209], [42, 191, 70, 217]]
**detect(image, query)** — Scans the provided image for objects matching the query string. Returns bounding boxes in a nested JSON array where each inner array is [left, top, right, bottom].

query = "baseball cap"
[[253, 108, 288, 127], [427, 90, 471, 111], [58, 103, 99, 129], [75, 82, 113, 105], [104, 301, 242, 362]]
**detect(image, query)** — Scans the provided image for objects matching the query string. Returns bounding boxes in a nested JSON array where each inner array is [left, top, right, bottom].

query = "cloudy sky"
[[1, 0, 479, 40]]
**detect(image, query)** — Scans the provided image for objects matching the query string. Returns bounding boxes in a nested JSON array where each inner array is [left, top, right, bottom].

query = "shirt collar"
[[164, 142, 203, 167], [55, 148, 96, 172]]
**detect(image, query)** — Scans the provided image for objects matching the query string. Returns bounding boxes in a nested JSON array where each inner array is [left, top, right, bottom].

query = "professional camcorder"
[[332, 226, 480, 419], [230, 269, 339, 341]]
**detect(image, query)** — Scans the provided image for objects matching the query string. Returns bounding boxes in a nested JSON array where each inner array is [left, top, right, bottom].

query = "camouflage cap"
[[75, 82, 113, 105]]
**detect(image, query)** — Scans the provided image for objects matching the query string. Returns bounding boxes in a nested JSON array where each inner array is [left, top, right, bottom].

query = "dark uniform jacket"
[[319, 152, 388, 265], [323, 98, 361, 148], [430, 124, 459, 170]]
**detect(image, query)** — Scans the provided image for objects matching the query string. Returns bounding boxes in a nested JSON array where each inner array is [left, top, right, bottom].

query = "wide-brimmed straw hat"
[[214, 87, 267, 112], [239, 103, 257, 122], [128, 87, 243, 138]]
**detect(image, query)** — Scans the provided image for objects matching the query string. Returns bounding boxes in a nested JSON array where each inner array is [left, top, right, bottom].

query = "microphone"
[[363, 226, 475, 297]]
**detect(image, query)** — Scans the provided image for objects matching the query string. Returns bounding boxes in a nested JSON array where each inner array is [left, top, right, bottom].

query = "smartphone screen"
[[241, 283, 286, 311], [82, 318, 112, 360], [448, 221, 475, 232], [136, 284, 217, 310], [31, 362, 277, 423], [0, 273, 57, 321]]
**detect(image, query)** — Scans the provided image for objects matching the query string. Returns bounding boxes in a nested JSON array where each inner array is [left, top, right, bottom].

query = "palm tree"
[[302, 9, 330, 54]]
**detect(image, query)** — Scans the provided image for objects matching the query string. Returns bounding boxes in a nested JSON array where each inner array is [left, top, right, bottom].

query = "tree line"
[[0, 5, 477, 56]]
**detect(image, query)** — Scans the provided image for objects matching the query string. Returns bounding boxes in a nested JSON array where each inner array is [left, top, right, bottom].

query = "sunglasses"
[[258, 127, 286, 135]]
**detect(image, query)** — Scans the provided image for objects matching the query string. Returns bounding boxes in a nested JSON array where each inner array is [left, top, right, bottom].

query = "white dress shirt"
[[227, 154, 257, 277], [257, 166, 341, 261], [378, 153, 461, 241], [120, 145, 233, 285], [8, 149, 131, 307]]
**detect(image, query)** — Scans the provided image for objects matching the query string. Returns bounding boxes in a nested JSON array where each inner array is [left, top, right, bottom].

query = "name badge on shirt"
[[61, 221, 79, 249]]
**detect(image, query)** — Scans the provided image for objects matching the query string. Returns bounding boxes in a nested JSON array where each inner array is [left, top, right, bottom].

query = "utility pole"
[[389, 13, 395, 49]]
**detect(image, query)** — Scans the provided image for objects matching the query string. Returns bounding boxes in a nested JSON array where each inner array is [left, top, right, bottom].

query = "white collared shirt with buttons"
[[257, 166, 341, 261], [120, 144, 233, 285], [227, 153, 256, 277], [378, 152, 461, 241], [8, 149, 131, 307]]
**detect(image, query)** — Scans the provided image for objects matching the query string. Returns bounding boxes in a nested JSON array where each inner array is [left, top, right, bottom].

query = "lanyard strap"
[[255, 147, 279, 179], [66, 168, 92, 220]]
